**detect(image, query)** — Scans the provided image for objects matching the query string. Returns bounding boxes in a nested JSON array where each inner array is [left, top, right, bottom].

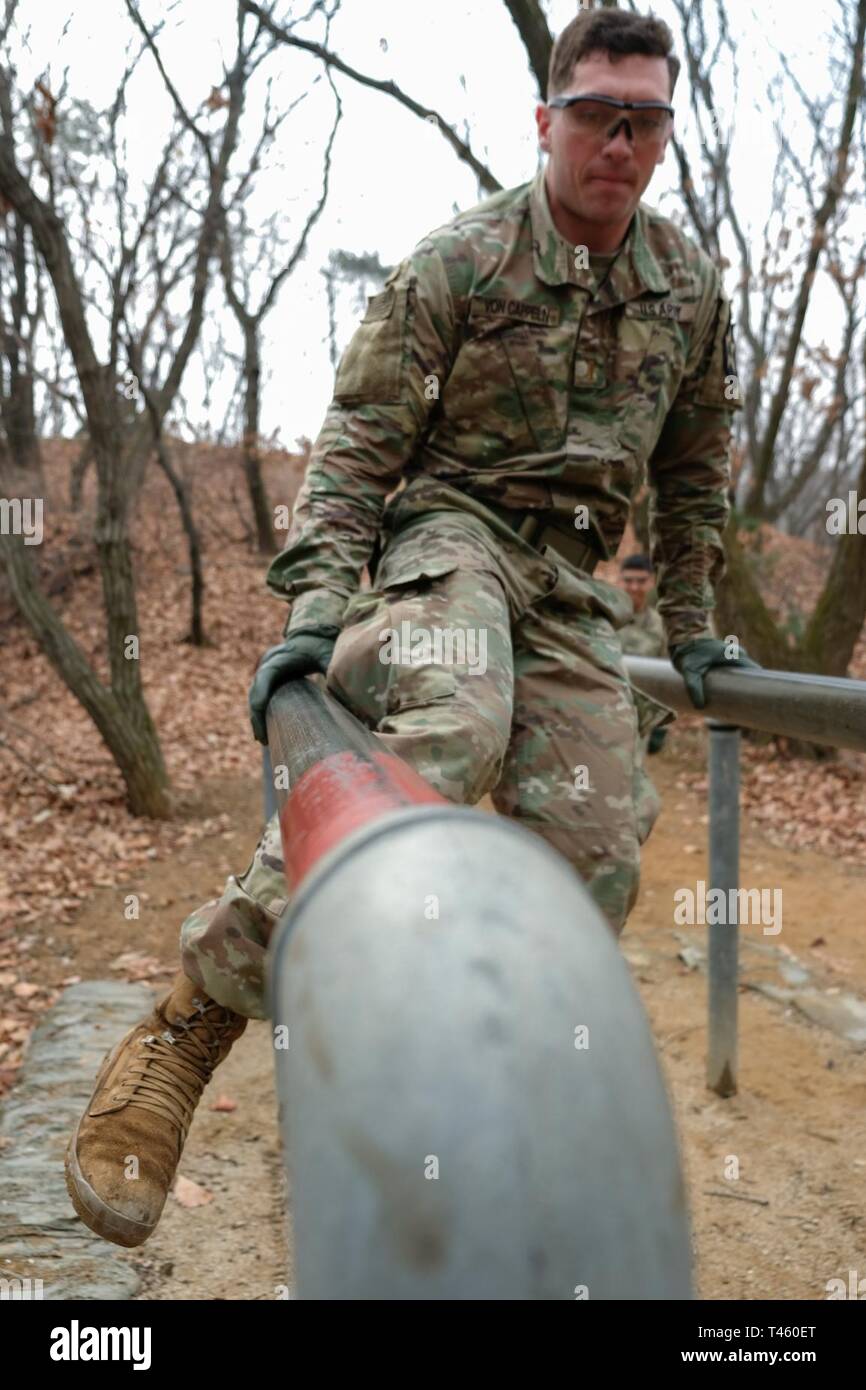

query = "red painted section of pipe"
[[279, 747, 448, 889]]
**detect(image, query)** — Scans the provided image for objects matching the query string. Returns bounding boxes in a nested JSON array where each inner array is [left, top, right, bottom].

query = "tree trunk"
[[153, 435, 207, 645], [1, 372, 43, 487], [0, 519, 170, 817], [0, 212, 44, 489], [243, 327, 275, 553], [713, 518, 798, 670], [502, 1, 552, 100], [69, 441, 92, 511], [716, 494, 866, 681], [91, 432, 171, 814]]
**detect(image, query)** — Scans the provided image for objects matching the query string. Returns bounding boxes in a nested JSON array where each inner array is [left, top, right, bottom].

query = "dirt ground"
[[23, 734, 866, 1301], [630, 727, 866, 1302]]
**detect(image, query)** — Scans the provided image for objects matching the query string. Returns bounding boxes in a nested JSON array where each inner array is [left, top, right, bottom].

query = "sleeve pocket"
[[333, 284, 407, 404]]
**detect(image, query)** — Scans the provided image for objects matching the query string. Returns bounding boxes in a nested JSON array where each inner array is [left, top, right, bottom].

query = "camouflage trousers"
[[632, 689, 674, 781], [181, 483, 666, 1020]]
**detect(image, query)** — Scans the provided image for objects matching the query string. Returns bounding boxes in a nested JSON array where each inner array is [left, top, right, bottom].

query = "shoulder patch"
[[363, 288, 396, 322], [333, 281, 409, 404]]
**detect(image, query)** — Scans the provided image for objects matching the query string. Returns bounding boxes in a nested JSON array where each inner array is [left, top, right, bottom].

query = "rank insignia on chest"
[[573, 356, 606, 389]]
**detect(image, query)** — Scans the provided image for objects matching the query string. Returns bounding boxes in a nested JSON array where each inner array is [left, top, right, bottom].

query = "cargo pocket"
[[324, 557, 461, 727], [376, 556, 461, 717], [374, 548, 461, 594], [323, 589, 394, 727]]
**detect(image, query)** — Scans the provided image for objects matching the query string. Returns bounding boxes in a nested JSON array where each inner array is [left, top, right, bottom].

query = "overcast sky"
[[13, 0, 848, 445]]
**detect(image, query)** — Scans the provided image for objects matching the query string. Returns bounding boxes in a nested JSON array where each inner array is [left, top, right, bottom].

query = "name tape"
[[469, 295, 561, 328]]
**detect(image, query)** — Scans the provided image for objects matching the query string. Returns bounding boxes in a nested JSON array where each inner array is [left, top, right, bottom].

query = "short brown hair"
[[548, 7, 680, 101]]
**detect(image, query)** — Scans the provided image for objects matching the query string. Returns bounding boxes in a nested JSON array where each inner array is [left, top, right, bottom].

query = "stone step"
[[0, 980, 156, 1301]]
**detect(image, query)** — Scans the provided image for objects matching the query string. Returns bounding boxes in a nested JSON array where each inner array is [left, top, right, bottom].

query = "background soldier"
[[66, 6, 756, 1249]]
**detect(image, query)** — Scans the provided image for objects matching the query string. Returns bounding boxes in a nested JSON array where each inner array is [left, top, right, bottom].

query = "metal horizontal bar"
[[625, 658, 866, 752], [265, 677, 692, 1298], [265, 677, 448, 888]]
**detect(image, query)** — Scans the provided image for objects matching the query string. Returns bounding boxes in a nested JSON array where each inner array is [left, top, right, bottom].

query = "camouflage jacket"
[[619, 601, 667, 659], [268, 165, 740, 648]]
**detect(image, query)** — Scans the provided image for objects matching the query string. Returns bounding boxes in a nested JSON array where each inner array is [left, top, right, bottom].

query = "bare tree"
[[240, 0, 501, 193], [0, 0, 267, 814], [219, 61, 341, 552], [668, 0, 866, 675]]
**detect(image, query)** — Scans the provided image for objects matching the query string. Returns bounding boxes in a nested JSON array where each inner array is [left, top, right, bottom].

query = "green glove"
[[670, 637, 760, 711], [249, 625, 340, 743]]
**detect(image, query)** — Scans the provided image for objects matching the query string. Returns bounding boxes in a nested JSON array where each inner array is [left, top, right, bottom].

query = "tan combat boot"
[[64, 973, 248, 1248]]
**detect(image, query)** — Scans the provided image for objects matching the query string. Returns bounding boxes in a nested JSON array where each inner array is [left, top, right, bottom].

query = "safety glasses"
[[548, 93, 674, 146]]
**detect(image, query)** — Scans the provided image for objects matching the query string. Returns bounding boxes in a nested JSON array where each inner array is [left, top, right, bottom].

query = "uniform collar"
[[528, 164, 670, 303]]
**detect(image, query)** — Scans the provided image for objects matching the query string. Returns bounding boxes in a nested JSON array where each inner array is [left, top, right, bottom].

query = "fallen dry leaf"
[[210, 1094, 237, 1113], [109, 951, 168, 979], [172, 1174, 214, 1208]]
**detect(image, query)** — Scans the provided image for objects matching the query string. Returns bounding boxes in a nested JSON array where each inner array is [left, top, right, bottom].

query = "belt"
[[482, 499, 601, 575]]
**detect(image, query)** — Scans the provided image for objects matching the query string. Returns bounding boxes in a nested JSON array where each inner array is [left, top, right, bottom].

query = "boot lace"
[[116, 997, 239, 1137]]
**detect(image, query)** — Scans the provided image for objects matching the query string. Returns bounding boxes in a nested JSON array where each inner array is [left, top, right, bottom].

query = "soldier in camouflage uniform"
[[618, 551, 671, 755], [67, 7, 754, 1249], [619, 554, 666, 661]]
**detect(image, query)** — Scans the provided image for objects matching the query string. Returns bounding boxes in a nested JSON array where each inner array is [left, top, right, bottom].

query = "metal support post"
[[706, 720, 741, 1097]]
